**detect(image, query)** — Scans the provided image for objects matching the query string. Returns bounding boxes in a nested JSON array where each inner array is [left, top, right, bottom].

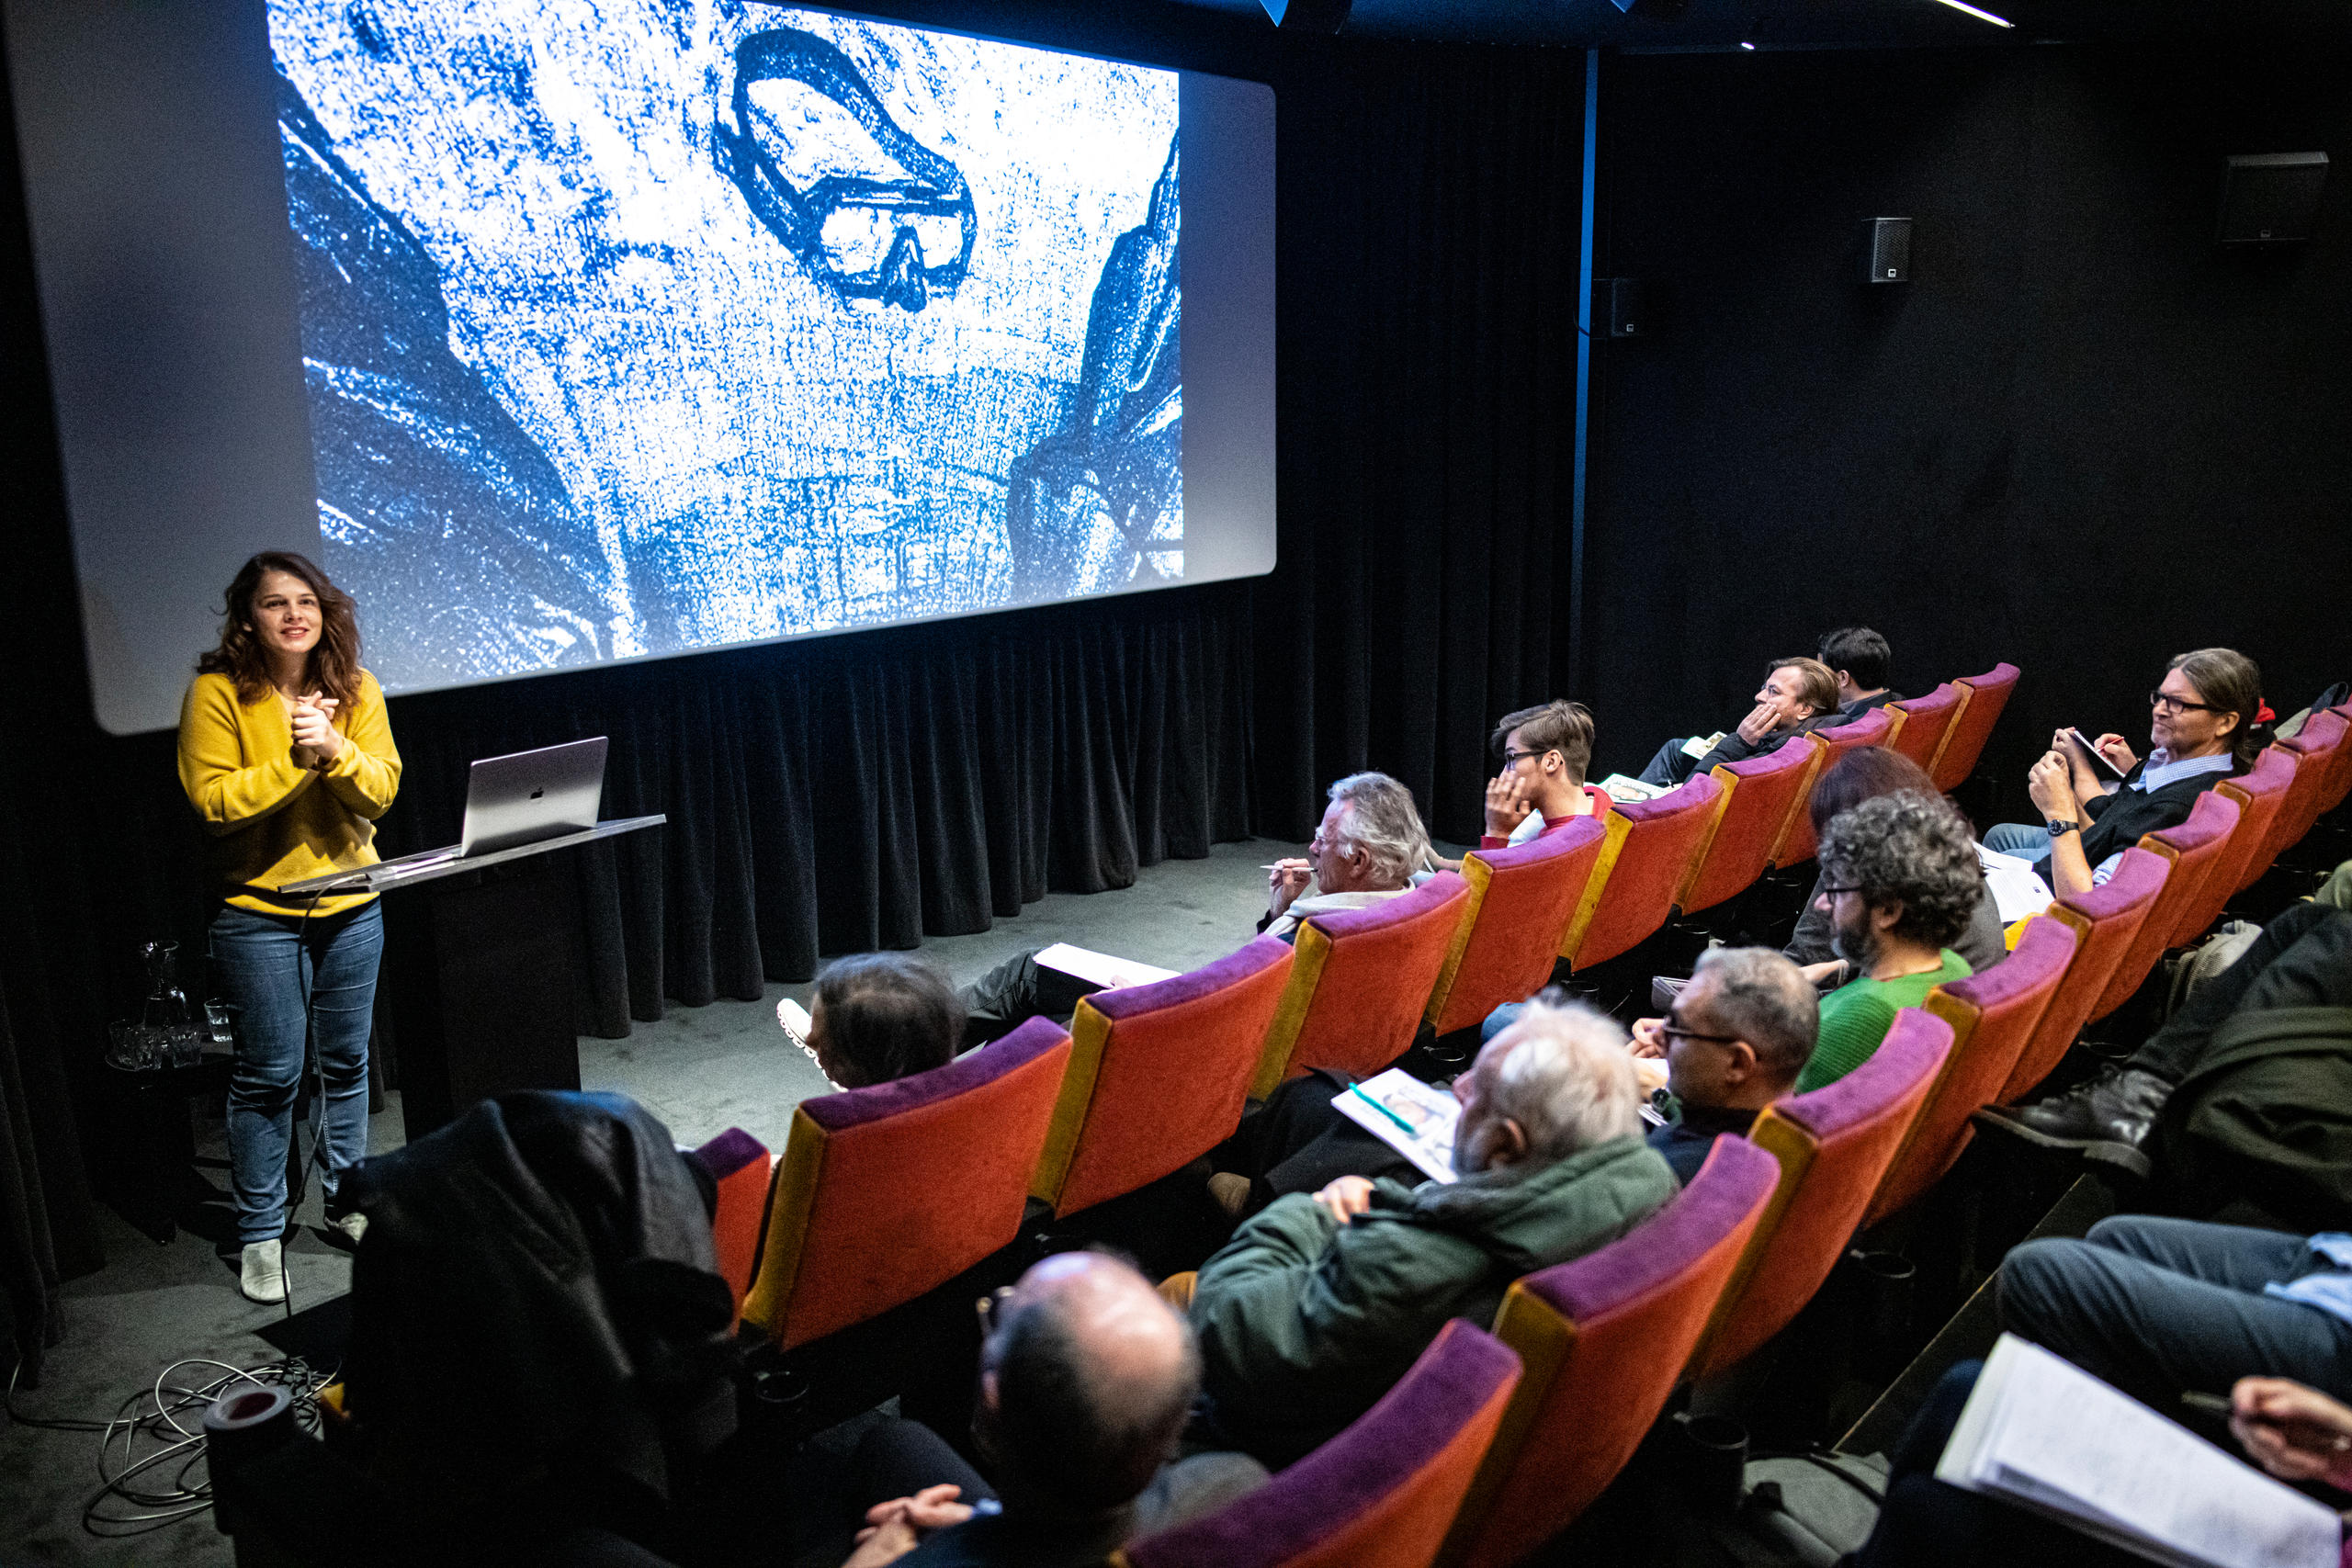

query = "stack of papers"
[[1597, 773, 1670, 803], [1330, 1068, 1463, 1184], [1976, 843, 2056, 922], [1937, 1335, 2342, 1568]]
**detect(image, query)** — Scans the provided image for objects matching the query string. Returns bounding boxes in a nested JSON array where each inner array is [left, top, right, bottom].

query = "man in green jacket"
[[1187, 1000, 1679, 1466]]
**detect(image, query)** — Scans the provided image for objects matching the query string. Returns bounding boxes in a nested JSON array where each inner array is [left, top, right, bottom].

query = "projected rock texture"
[[267, 1, 1181, 689]]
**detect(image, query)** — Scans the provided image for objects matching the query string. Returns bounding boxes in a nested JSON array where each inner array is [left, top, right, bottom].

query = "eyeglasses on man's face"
[[2148, 690, 2221, 716], [1660, 1010, 1741, 1047], [1501, 748, 1555, 768]]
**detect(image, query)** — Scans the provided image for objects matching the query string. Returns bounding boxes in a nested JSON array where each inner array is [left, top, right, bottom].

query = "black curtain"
[[1253, 39, 1590, 843], [1582, 44, 2352, 796]]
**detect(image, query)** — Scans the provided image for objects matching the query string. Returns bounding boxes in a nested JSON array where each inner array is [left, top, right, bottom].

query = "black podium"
[[283, 816, 663, 1143]]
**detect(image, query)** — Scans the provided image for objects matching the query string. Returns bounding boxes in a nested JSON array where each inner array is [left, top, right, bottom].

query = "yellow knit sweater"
[[176, 671, 403, 916]]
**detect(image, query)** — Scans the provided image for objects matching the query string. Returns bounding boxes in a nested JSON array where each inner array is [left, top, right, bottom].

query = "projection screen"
[[4, 0, 1276, 734]]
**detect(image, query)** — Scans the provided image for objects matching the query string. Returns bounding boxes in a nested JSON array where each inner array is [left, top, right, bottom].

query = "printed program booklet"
[[1330, 1068, 1463, 1184]]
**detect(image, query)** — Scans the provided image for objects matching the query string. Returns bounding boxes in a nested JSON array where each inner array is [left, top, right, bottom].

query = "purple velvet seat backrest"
[[1439, 1139, 1778, 1568], [798, 1013, 1068, 1134], [1686, 1012, 1951, 1381], [2002, 846, 2168, 1099], [1121, 1319, 1522, 1568], [1870, 920, 2077, 1227], [2148, 787, 2245, 951]]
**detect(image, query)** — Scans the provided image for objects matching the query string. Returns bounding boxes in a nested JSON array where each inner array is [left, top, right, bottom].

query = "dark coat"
[[341, 1091, 738, 1538]]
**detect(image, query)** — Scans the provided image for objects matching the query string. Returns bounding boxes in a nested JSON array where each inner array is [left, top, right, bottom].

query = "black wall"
[[1581, 43, 2352, 799]]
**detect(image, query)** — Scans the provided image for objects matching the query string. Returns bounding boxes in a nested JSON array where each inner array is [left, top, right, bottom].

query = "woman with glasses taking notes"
[[1983, 649, 2268, 900]]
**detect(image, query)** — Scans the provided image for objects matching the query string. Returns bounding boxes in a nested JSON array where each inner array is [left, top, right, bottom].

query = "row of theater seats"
[[677, 686, 2352, 1568]]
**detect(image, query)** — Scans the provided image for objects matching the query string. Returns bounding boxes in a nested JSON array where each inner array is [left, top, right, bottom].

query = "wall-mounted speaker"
[[2219, 152, 2327, 243], [1259, 0, 1352, 31], [1598, 277, 1643, 338], [1867, 217, 1912, 284]]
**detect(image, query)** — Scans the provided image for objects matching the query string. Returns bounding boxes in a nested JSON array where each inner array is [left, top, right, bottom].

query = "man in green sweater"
[[1794, 790, 1982, 1093], [1187, 1000, 1678, 1467]]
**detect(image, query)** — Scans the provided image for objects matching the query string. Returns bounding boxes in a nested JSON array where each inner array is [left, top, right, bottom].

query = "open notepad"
[[1034, 943, 1179, 991], [1330, 1068, 1462, 1184], [1936, 1335, 2343, 1568]]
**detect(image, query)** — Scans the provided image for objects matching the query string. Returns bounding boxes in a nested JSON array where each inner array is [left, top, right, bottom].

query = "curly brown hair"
[[196, 552, 363, 709]]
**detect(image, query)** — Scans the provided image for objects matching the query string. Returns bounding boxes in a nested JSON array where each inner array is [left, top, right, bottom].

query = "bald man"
[[843, 1251, 1264, 1568]]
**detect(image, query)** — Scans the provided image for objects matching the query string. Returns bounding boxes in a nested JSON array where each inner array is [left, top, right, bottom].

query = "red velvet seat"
[[1674, 742, 1817, 918], [686, 1127, 774, 1325], [1251, 875, 1473, 1098], [2213, 746, 2299, 897], [1930, 662, 2021, 794], [1999, 846, 2168, 1100], [1770, 708, 1894, 867], [1885, 682, 1964, 776], [1439, 1139, 1778, 1568], [1119, 1319, 1522, 1568], [1684, 1013, 1949, 1381], [741, 1018, 1071, 1350], [1867, 919, 2077, 1227], [2081, 791, 2238, 1021], [1033, 937, 1297, 1218], [1558, 778, 1722, 970], [1423, 821, 1608, 1037], [2143, 787, 2246, 953], [2320, 703, 2352, 814], [2275, 708, 2350, 859]]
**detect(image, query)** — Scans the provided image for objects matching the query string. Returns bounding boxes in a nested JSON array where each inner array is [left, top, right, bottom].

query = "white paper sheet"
[[1033, 942, 1180, 991], [1330, 1068, 1462, 1185], [1937, 1335, 2342, 1568], [1976, 843, 2057, 923]]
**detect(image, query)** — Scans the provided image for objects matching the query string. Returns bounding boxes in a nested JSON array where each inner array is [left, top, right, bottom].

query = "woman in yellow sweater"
[[176, 552, 401, 1303]]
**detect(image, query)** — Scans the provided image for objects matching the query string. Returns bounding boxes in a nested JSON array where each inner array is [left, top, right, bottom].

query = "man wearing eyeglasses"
[[1478, 699, 1607, 849], [1980, 649, 2264, 899], [1628, 947, 1818, 1183]]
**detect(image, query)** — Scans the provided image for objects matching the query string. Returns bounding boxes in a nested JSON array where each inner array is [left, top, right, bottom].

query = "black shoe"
[[1973, 1066, 2172, 1152]]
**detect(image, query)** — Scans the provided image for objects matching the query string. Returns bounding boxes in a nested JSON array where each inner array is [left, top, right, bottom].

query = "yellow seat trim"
[[1555, 810, 1633, 964], [1028, 998, 1115, 1210], [1435, 1282, 1578, 1568], [1670, 767, 1741, 913], [1249, 922, 1334, 1100], [1684, 1110, 1815, 1379], [1422, 852, 1495, 1028], [738, 1104, 828, 1342]]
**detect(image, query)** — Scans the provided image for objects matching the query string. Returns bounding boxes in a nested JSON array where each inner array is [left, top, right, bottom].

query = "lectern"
[[282, 816, 663, 1141]]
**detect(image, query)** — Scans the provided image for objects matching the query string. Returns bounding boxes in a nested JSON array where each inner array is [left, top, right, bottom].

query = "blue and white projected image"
[[268, 2, 1182, 691]]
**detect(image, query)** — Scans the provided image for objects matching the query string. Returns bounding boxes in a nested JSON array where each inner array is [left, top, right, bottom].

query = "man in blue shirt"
[[1997, 1215, 2352, 1412], [1980, 648, 2263, 898]]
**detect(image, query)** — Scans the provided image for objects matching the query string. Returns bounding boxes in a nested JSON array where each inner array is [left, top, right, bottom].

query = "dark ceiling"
[[1165, 0, 2352, 51]]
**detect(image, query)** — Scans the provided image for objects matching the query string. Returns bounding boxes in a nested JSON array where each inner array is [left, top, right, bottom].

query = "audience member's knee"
[[1993, 1237, 2081, 1333]]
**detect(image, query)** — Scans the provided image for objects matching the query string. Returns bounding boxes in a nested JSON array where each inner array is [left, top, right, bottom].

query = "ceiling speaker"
[[1260, 0, 1353, 30], [2219, 152, 2327, 243]]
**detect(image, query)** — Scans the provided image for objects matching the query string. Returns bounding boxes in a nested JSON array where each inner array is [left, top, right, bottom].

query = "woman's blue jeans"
[[208, 899, 383, 1245]]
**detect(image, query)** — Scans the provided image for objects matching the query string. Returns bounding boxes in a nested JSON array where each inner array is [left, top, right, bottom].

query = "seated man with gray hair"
[[1187, 1000, 1678, 1467], [962, 772, 1430, 1046], [1628, 947, 1820, 1183], [1260, 770, 1432, 940]]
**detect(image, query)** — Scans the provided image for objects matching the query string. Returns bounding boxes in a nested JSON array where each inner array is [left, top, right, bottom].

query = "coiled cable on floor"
[[6, 1351, 334, 1536]]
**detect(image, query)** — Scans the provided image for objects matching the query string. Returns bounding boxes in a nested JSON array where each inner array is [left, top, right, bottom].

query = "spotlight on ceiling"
[[1739, 39, 1757, 49], [1927, 0, 2014, 26], [1259, 0, 1354, 29]]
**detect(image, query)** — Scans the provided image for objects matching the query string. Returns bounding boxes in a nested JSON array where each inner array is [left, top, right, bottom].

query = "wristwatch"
[[2045, 819, 2080, 839]]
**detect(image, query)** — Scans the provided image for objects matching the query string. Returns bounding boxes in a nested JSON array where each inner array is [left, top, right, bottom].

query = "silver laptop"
[[379, 737, 608, 871]]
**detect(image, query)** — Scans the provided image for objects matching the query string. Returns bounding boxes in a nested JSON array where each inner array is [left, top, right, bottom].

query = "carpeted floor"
[[1, 837, 1296, 1566]]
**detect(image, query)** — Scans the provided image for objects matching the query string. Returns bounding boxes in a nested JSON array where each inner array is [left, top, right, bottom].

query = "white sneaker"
[[240, 1240, 287, 1304], [328, 1212, 368, 1247]]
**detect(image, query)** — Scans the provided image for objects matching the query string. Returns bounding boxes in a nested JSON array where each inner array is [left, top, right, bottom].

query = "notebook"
[[1935, 1334, 2342, 1568]]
